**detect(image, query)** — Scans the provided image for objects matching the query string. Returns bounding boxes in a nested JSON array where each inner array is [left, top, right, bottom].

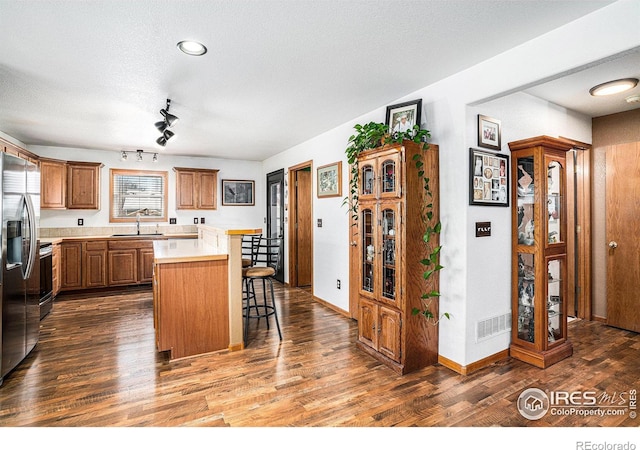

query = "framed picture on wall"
[[469, 148, 509, 207], [385, 99, 422, 136], [317, 161, 342, 198], [477, 114, 502, 150], [222, 179, 255, 206]]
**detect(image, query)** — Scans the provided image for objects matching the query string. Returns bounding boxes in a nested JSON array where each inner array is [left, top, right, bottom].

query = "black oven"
[[39, 242, 53, 319]]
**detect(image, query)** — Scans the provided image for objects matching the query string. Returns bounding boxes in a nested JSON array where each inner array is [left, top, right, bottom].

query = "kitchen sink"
[[111, 233, 164, 237]]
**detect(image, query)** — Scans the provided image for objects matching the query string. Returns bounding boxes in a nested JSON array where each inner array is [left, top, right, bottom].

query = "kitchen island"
[[153, 225, 261, 360]]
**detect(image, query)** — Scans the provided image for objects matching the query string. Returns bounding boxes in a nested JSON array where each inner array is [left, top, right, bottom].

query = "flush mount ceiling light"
[[177, 40, 207, 56], [589, 78, 638, 96]]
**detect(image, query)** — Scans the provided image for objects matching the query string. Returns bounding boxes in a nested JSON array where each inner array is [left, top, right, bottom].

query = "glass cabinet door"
[[361, 207, 375, 295], [517, 252, 535, 343], [516, 156, 535, 246], [378, 153, 402, 199], [380, 204, 400, 305], [547, 257, 565, 345], [547, 160, 563, 245], [360, 163, 376, 200]]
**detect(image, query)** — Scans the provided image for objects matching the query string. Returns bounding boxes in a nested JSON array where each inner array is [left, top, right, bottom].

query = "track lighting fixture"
[[155, 98, 178, 146], [119, 149, 158, 163]]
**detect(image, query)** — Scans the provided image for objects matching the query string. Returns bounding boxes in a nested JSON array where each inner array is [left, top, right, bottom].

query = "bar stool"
[[243, 236, 283, 345]]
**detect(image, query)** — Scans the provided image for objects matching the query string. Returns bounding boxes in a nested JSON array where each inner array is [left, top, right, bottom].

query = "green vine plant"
[[343, 122, 451, 325]]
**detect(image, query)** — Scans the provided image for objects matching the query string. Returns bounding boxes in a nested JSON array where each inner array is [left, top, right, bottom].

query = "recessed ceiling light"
[[589, 78, 638, 96], [177, 40, 207, 56]]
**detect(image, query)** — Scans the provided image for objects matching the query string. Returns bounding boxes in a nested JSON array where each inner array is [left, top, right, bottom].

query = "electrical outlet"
[[337, 279, 341, 289], [169, 218, 176, 225], [200, 217, 205, 224], [193, 218, 199, 224], [77, 218, 84, 226]]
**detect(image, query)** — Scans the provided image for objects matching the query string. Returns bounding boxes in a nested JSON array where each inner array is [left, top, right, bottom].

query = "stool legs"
[[243, 276, 282, 345]]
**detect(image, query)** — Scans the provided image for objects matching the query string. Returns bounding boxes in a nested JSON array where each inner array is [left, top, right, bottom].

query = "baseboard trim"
[[438, 349, 510, 376], [592, 315, 607, 323], [312, 295, 350, 318]]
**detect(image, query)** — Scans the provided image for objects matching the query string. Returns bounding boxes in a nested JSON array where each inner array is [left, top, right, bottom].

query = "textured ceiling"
[[0, 0, 618, 160]]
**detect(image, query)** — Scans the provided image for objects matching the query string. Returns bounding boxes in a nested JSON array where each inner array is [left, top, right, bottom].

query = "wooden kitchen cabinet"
[[52, 243, 61, 297], [67, 161, 102, 209], [83, 241, 108, 288], [60, 242, 83, 290], [353, 141, 440, 375], [107, 239, 154, 285], [174, 167, 219, 210], [40, 158, 67, 209], [41, 159, 102, 210]]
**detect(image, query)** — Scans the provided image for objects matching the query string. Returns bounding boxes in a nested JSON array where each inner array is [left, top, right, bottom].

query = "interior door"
[[295, 168, 312, 287], [606, 142, 640, 332], [266, 169, 284, 283]]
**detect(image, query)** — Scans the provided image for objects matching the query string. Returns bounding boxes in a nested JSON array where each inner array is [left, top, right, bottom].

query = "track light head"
[[163, 129, 175, 140], [156, 136, 167, 147], [136, 149, 143, 162], [160, 110, 179, 126], [155, 120, 168, 132], [159, 98, 179, 126], [120, 151, 127, 161]]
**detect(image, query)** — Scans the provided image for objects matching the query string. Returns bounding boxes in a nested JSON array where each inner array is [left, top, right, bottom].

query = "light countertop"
[[153, 238, 228, 264]]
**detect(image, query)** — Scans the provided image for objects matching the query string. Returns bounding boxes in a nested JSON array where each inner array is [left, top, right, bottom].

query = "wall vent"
[[476, 312, 511, 342]]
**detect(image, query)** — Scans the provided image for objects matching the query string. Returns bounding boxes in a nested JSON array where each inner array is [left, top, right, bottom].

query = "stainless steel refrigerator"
[[0, 152, 40, 386]]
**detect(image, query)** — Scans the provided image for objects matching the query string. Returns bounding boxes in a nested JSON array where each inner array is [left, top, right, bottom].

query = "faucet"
[[136, 213, 141, 235]]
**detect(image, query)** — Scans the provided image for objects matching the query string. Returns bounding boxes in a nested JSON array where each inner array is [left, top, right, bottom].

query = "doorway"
[[266, 169, 285, 283], [288, 161, 313, 289]]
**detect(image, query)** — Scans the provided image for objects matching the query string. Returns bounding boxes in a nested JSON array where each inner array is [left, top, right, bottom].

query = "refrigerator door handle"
[[23, 193, 38, 280]]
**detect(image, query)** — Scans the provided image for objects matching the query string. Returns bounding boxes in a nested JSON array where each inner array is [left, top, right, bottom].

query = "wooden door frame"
[[561, 137, 592, 320], [288, 160, 313, 289]]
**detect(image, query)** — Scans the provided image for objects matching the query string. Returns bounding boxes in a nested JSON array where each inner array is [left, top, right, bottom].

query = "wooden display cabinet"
[[354, 141, 440, 375], [509, 135, 573, 368]]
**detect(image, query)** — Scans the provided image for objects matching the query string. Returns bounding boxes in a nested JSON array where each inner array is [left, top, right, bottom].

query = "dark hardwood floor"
[[0, 283, 638, 434]]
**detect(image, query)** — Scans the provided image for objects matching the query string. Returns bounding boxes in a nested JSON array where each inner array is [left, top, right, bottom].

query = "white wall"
[[263, 0, 640, 366], [31, 145, 264, 231]]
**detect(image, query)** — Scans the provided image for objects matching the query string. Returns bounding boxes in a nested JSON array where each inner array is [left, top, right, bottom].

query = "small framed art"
[[222, 179, 255, 206], [317, 161, 342, 198], [385, 99, 422, 135], [469, 148, 509, 207], [478, 114, 501, 150]]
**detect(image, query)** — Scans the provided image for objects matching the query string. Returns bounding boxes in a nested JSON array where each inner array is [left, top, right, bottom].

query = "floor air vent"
[[476, 313, 511, 342]]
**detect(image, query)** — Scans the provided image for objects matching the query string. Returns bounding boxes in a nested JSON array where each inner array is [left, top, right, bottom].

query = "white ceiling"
[[0, 0, 631, 161]]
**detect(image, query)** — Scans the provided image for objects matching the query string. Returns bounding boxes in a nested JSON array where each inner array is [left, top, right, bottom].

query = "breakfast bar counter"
[[152, 225, 261, 360]]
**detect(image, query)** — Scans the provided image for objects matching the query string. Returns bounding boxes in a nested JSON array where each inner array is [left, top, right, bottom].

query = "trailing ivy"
[[344, 122, 450, 325]]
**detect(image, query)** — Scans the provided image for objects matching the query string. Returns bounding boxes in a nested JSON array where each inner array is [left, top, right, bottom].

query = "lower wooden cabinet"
[[83, 241, 107, 288], [60, 242, 82, 290], [52, 243, 61, 297], [358, 298, 401, 363], [107, 240, 153, 286], [59, 238, 158, 291], [107, 249, 138, 286]]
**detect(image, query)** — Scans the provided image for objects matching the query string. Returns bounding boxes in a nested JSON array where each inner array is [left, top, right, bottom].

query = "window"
[[110, 169, 168, 222]]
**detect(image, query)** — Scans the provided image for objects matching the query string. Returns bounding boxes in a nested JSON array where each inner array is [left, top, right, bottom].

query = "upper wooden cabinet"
[[67, 161, 102, 209], [174, 167, 219, 210], [41, 159, 102, 210], [40, 158, 67, 209]]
